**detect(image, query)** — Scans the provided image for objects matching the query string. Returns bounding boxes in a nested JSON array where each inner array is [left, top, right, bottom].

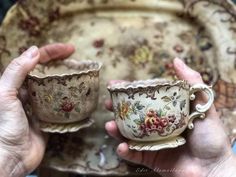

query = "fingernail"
[[66, 44, 75, 50], [105, 122, 112, 129], [23, 46, 39, 58], [117, 143, 128, 156], [117, 143, 124, 154], [174, 58, 185, 69]]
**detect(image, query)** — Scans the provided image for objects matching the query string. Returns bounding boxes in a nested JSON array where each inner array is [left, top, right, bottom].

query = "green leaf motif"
[[165, 106, 171, 110], [132, 106, 137, 114], [134, 101, 145, 110], [53, 107, 60, 112], [57, 92, 63, 97], [73, 94, 79, 98], [157, 109, 162, 117], [137, 104, 145, 110], [158, 109, 166, 117], [161, 96, 171, 102], [75, 106, 81, 113], [65, 112, 70, 119], [176, 95, 181, 99], [173, 101, 177, 107], [139, 112, 145, 121], [134, 101, 140, 106], [180, 100, 186, 110], [134, 119, 142, 125]]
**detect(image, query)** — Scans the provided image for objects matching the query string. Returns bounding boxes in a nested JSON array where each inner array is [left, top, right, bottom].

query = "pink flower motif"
[[151, 125, 157, 129], [61, 101, 74, 112]]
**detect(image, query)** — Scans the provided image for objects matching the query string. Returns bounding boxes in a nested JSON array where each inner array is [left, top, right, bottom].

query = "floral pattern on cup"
[[57, 96, 80, 118], [109, 79, 214, 142], [114, 99, 187, 138], [31, 84, 88, 120]]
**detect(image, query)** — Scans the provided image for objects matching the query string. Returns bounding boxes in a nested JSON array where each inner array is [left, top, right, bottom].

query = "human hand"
[[0, 43, 75, 177], [105, 58, 236, 177]]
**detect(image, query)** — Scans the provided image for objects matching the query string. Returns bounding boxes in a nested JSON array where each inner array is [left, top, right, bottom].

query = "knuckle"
[[0, 89, 18, 102], [7, 57, 25, 72], [192, 71, 202, 80]]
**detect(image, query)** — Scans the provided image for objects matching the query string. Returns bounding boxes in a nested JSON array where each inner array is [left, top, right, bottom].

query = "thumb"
[[173, 58, 204, 85], [0, 46, 40, 90], [173, 57, 217, 117]]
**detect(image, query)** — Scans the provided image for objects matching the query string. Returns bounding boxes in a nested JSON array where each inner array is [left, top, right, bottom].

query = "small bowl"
[[25, 59, 102, 124], [108, 78, 214, 151]]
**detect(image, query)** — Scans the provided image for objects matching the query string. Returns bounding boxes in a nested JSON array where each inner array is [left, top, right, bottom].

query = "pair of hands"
[[0, 44, 235, 177]]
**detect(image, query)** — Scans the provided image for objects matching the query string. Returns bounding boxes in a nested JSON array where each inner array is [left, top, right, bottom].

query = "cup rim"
[[107, 78, 190, 93], [27, 59, 103, 80]]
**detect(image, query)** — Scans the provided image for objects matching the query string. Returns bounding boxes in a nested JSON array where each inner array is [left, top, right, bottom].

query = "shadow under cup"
[[108, 79, 214, 150], [25, 60, 102, 124]]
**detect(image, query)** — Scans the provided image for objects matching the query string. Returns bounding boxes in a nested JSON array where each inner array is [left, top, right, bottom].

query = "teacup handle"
[[188, 84, 214, 129]]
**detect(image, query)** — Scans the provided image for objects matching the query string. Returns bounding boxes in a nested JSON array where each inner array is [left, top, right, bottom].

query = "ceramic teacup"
[[108, 79, 214, 151], [25, 60, 102, 124]]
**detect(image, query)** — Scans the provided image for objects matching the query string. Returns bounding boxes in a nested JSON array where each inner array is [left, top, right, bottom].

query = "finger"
[[173, 57, 205, 102], [19, 87, 28, 104], [105, 120, 126, 141], [173, 58, 217, 116], [117, 143, 163, 170], [117, 143, 150, 166], [108, 80, 126, 86], [39, 43, 75, 63], [0, 46, 40, 90], [105, 99, 113, 111], [173, 58, 204, 84], [28, 127, 48, 172]]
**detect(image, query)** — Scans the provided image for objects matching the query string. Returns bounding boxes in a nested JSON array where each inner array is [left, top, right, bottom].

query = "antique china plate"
[[0, 0, 236, 176]]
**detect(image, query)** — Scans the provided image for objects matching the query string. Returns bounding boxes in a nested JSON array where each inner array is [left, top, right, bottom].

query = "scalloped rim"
[[107, 78, 190, 93], [27, 60, 103, 80]]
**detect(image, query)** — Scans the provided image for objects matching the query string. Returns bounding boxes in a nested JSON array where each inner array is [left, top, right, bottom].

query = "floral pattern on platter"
[[114, 98, 187, 138], [0, 0, 235, 175], [129, 45, 154, 67]]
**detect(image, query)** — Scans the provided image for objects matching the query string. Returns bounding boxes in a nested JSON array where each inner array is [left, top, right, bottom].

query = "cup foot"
[[39, 118, 94, 133], [128, 136, 186, 151]]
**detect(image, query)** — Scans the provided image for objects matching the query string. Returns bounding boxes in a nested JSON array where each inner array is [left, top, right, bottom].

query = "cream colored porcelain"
[[25, 60, 102, 124], [108, 79, 214, 151]]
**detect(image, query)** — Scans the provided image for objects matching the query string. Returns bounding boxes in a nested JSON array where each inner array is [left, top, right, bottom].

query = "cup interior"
[[29, 59, 102, 78]]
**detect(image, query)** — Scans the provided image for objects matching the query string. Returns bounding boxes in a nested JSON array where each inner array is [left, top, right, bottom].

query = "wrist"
[[206, 152, 236, 177], [0, 151, 27, 177], [166, 150, 236, 177], [204, 149, 236, 177]]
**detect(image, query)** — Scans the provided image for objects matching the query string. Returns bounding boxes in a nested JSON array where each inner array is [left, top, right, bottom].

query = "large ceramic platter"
[[0, 0, 236, 176]]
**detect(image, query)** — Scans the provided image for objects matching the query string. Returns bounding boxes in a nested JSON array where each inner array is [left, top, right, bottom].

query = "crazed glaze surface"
[[109, 80, 190, 142], [0, 0, 235, 175], [108, 79, 214, 148]]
